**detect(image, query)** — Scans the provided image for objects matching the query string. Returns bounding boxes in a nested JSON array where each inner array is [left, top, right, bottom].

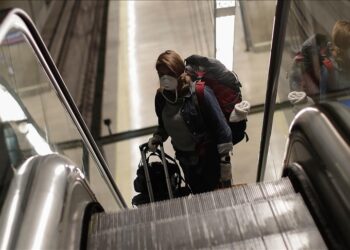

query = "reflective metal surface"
[[287, 104, 350, 189], [0, 7, 127, 249], [0, 154, 96, 250], [284, 102, 350, 248], [0, 8, 126, 211]]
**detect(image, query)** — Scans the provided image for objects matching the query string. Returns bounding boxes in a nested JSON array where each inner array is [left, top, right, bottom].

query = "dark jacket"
[[154, 84, 232, 154]]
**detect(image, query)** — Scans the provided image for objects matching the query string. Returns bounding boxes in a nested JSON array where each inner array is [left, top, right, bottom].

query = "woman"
[[148, 50, 233, 194], [329, 20, 350, 92]]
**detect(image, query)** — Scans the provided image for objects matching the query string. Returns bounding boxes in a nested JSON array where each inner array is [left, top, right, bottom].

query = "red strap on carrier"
[[195, 79, 241, 120], [195, 80, 205, 107]]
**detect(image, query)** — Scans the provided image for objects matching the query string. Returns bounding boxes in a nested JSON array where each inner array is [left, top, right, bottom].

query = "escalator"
[[88, 178, 326, 249], [86, 102, 350, 250], [0, 3, 350, 250]]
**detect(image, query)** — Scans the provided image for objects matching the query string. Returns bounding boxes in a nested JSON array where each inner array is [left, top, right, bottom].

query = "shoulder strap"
[[195, 80, 205, 108], [193, 80, 208, 131], [322, 57, 334, 70]]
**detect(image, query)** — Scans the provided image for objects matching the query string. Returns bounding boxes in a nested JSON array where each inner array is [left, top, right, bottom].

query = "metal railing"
[[0, 8, 127, 208]]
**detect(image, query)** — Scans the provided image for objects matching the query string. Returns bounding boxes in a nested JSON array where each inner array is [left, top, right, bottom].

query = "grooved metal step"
[[90, 178, 295, 231], [200, 227, 327, 250], [87, 178, 326, 249]]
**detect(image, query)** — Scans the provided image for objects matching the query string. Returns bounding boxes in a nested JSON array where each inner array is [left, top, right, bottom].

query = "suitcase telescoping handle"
[[158, 143, 174, 199], [139, 142, 174, 202]]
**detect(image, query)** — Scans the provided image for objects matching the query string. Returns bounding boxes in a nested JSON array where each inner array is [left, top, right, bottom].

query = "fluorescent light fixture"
[[0, 84, 26, 122], [127, 1, 141, 128], [216, 15, 235, 70]]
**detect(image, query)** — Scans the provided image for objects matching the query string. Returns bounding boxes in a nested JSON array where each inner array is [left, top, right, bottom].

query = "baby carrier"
[[185, 54, 248, 145]]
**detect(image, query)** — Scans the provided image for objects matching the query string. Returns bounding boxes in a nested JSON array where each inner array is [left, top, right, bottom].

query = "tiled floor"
[[101, 1, 283, 207]]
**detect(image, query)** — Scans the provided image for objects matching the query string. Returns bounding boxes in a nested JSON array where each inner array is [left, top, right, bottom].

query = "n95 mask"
[[159, 75, 178, 90], [159, 75, 178, 103]]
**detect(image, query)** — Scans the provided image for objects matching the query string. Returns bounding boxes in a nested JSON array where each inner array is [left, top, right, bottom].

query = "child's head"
[[332, 20, 350, 64]]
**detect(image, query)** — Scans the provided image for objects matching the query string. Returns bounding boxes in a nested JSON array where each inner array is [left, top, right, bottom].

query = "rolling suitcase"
[[132, 142, 190, 206], [140, 142, 173, 202]]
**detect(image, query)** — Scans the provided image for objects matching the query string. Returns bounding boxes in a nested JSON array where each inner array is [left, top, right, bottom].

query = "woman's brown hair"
[[155, 50, 185, 78]]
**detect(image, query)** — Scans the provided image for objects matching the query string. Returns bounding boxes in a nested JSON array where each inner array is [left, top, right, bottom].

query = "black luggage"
[[132, 143, 191, 206]]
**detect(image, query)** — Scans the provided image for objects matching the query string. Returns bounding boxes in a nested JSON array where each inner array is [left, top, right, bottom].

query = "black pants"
[[176, 143, 220, 194]]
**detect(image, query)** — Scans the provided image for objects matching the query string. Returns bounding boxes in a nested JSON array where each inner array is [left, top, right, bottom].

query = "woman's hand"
[[147, 134, 163, 152], [219, 154, 233, 188]]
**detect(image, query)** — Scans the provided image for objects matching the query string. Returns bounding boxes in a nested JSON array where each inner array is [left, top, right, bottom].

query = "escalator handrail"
[[316, 102, 350, 145], [0, 153, 98, 250], [288, 102, 350, 202], [284, 102, 350, 248], [0, 8, 127, 208], [256, 0, 291, 182]]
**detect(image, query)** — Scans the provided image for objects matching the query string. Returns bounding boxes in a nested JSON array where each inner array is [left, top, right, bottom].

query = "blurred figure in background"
[[329, 20, 350, 92], [288, 33, 333, 102], [288, 20, 350, 110]]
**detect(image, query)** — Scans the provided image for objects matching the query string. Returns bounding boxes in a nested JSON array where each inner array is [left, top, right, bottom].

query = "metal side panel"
[[0, 8, 126, 209], [0, 154, 97, 250]]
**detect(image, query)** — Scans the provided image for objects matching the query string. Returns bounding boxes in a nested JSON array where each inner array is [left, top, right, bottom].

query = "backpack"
[[289, 34, 335, 98], [184, 54, 248, 145]]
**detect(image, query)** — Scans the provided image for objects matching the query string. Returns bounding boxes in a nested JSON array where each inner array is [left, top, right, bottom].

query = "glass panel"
[[234, 1, 275, 106], [0, 29, 83, 167], [0, 27, 121, 211], [103, 135, 154, 207], [264, 0, 350, 180]]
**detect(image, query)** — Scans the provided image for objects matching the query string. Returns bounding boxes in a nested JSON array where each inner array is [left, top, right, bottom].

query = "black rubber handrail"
[[256, 0, 291, 182], [283, 102, 350, 249]]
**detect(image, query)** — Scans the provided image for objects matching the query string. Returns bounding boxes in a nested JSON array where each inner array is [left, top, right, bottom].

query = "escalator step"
[[88, 193, 326, 249], [199, 227, 327, 250], [90, 178, 295, 232]]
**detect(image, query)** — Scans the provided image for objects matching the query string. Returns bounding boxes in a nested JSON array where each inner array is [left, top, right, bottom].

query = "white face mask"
[[159, 75, 178, 103], [159, 75, 178, 90]]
